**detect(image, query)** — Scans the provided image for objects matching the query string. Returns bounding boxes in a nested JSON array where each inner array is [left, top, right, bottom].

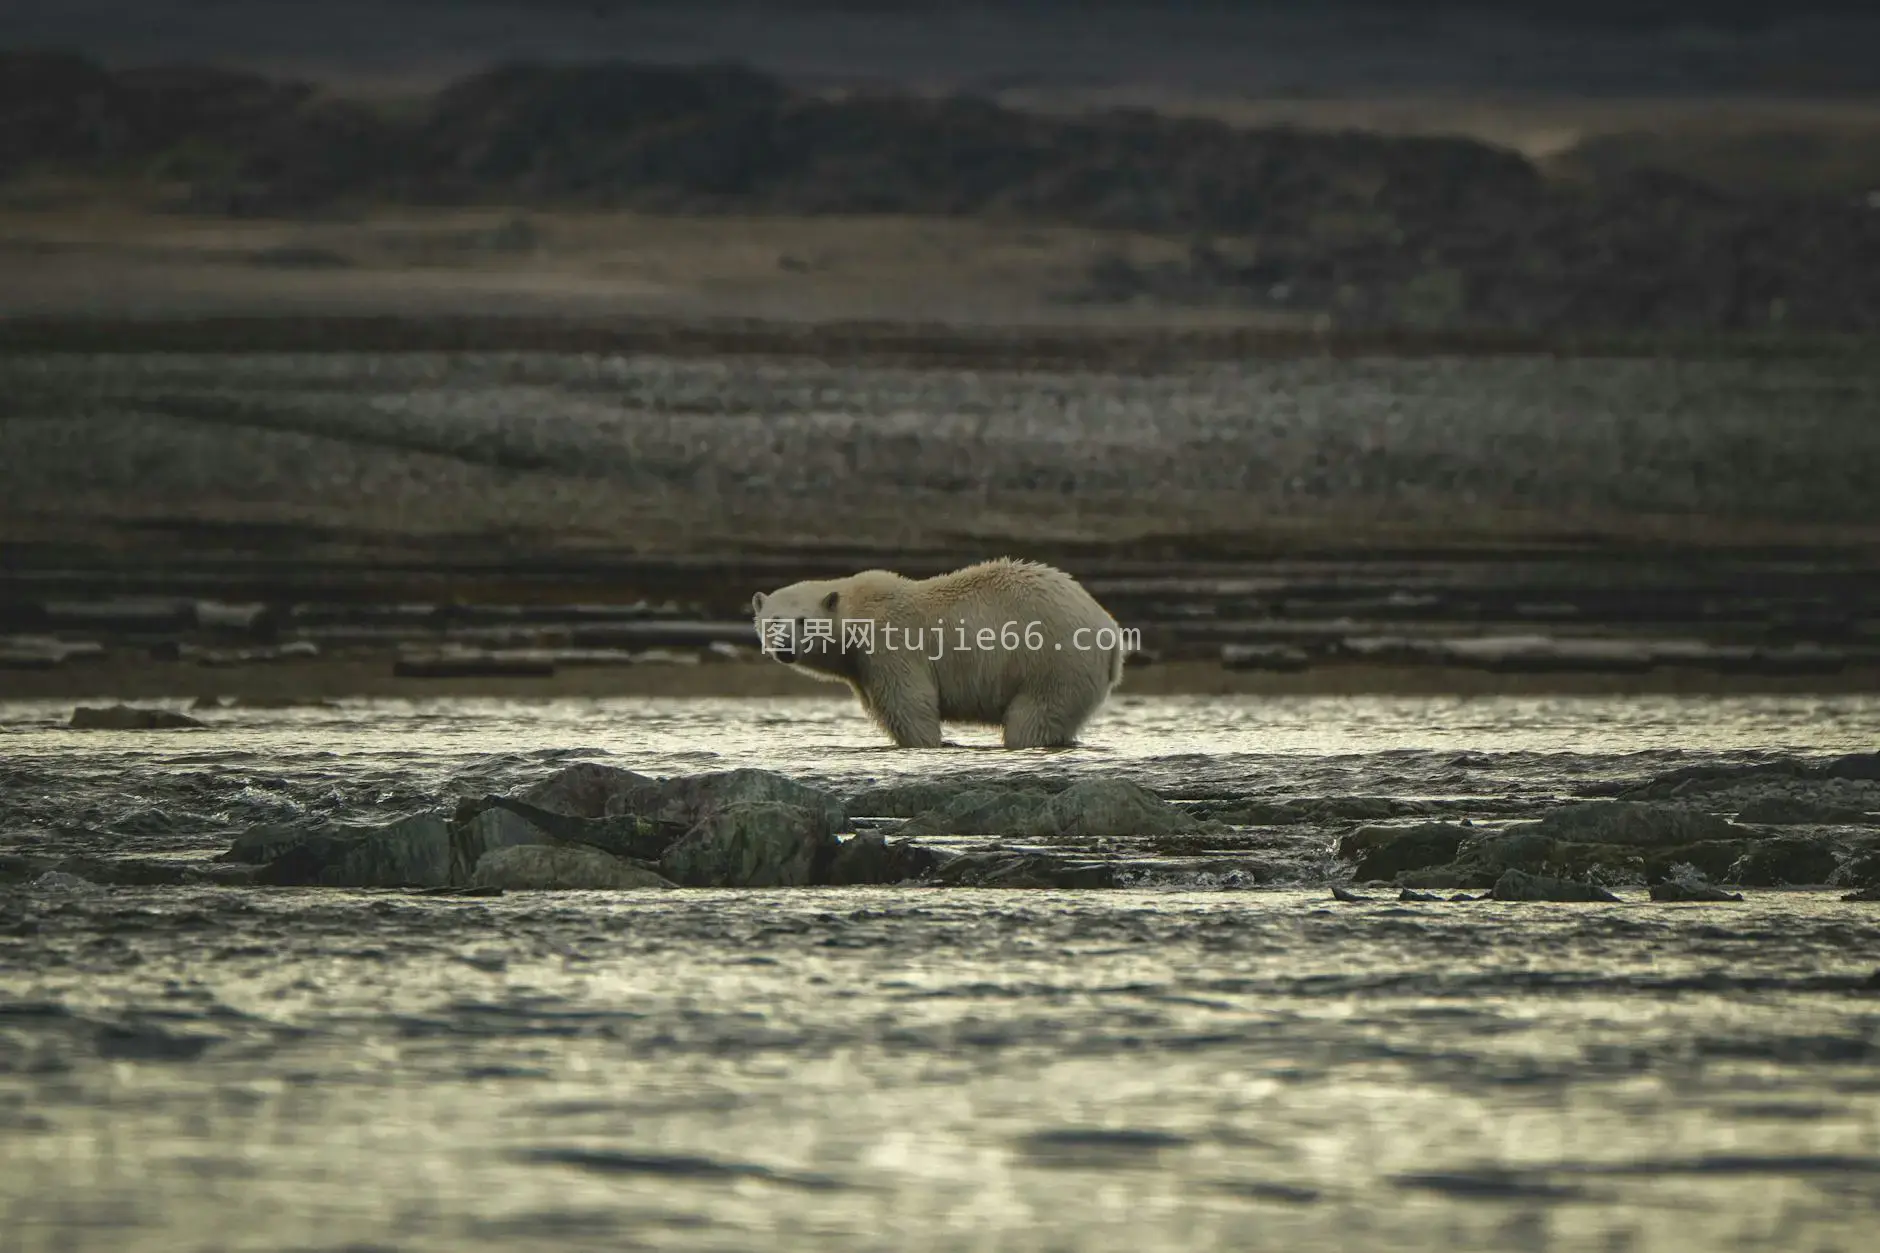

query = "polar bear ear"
[[821, 590, 840, 611], [750, 592, 765, 614]]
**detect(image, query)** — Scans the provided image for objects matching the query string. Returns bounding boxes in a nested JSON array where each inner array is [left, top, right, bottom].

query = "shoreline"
[[3, 310, 1873, 365]]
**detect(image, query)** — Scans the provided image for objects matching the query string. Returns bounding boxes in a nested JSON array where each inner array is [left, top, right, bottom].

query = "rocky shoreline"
[[12, 755, 1879, 902]]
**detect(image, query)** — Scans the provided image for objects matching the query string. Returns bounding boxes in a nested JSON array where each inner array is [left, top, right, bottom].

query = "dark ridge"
[[3, 51, 1877, 333]]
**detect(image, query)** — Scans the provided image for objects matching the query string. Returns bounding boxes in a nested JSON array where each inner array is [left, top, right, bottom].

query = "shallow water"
[[3, 693, 1879, 1251]]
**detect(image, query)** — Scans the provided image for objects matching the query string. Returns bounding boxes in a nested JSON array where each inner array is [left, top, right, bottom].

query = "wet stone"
[[1528, 802, 1742, 846], [1835, 852, 1880, 888], [518, 763, 657, 818], [658, 801, 839, 888], [470, 845, 676, 891], [1049, 778, 1201, 839], [1736, 796, 1877, 826], [69, 705, 204, 730], [894, 788, 1056, 839], [254, 814, 454, 888], [892, 778, 1199, 841], [1489, 870, 1622, 903], [824, 832, 945, 886], [1727, 837, 1841, 887], [1345, 823, 1470, 882], [620, 768, 847, 835]]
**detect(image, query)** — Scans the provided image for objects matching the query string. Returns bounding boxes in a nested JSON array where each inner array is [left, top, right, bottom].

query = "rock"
[[1047, 778, 1198, 839], [848, 780, 1001, 819], [69, 704, 203, 730], [219, 822, 326, 865], [1530, 802, 1741, 845], [455, 795, 674, 862], [1826, 753, 1880, 782], [1843, 886, 1880, 902], [658, 801, 839, 887], [31, 871, 99, 892], [1835, 852, 1880, 888], [1489, 870, 1622, 903], [824, 832, 944, 885], [893, 778, 1196, 840], [894, 787, 1056, 838], [1649, 881, 1745, 902], [928, 852, 1117, 889], [1726, 837, 1840, 887], [1735, 797, 1875, 825], [470, 844, 675, 890], [1331, 885, 1371, 902], [1398, 889, 1444, 902], [621, 768, 847, 835], [518, 763, 657, 818], [1346, 823, 1469, 881], [451, 805, 559, 879], [255, 814, 453, 888]]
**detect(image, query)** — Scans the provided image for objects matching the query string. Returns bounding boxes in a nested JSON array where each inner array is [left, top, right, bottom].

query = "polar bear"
[[750, 558, 1126, 749]]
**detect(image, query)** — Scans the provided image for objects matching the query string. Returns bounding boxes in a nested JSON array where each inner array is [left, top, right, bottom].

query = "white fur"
[[751, 558, 1126, 749]]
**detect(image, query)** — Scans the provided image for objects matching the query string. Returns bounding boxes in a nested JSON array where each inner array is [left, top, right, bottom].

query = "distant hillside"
[[4, 52, 1877, 333]]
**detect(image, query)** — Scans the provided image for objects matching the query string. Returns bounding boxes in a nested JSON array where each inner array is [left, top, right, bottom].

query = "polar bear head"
[[750, 577, 852, 676]]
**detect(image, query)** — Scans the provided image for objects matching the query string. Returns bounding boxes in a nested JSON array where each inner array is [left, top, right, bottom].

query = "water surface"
[[3, 693, 1878, 1251]]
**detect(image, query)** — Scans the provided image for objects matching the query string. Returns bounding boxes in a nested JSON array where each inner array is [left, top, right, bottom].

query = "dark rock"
[[1843, 886, 1880, 902], [1048, 778, 1200, 839], [255, 814, 453, 888], [658, 801, 839, 887], [1345, 823, 1469, 881], [1649, 881, 1745, 902], [518, 763, 657, 818], [1489, 870, 1622, 903], [1529, 802, 1741, 845], [470, 844, 675, 890], [1727, 837, 1840, 887], [1835, 852, 1880, 888], [69, 705, 204, 730], [929, 852, 1118, 889], [893, 778, 1196, 840], [620, 768, 847, 834], [894, 788, 1054, 838], [1826, 753, 1880, 782], [1398, 889, 1444, 902], [31, 871, 99, 892], [219, 822, 327, 865], [1621, 760, 1809, 800], [455, 796, 673, 864], [846, 781, 978, 819], [1331, 885, 1371, 903], [824, 832, 944, 885], [1735, 797, 1875, 825]]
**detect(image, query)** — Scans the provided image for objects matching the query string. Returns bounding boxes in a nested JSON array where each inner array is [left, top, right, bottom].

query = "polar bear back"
[[853, 558, 1121, 723]]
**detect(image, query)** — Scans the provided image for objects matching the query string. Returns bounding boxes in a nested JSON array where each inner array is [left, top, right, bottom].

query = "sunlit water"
[[3, 694, 1879, 1251]]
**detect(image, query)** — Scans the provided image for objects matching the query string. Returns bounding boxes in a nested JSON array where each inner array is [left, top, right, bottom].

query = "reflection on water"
[[2, 694, 1879, 1250]]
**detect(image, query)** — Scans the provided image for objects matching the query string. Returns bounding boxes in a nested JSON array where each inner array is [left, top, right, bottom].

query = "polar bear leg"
[[1001, 690, 1083, 750], [862, 661, 944, 749]]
